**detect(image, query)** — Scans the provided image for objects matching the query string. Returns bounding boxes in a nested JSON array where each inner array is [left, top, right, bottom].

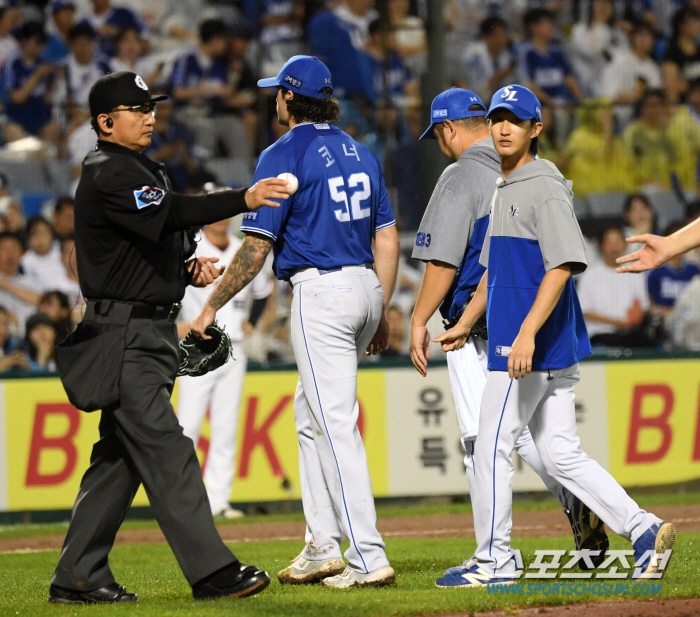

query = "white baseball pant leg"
[[177, 347, 246, 514], [473, 366, 659, 575], [290, 266, 389, 573], [447, 337, 568, 507]]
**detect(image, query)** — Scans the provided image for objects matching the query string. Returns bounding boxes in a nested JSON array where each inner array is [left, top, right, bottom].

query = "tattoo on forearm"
[[207, 235, 273, 310]]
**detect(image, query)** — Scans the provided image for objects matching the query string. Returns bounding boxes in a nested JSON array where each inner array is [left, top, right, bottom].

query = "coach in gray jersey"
[[409, 87, 608, 584]]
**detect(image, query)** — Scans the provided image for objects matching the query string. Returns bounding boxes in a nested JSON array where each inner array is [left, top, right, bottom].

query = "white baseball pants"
[[448, 337, 568, 507], [177, 343, 247, 514], [473, 366, 658, 574], [290, 266, 389, 574]]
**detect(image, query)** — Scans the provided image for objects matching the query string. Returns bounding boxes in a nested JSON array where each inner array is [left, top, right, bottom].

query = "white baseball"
[[277, 173, 299, 195]]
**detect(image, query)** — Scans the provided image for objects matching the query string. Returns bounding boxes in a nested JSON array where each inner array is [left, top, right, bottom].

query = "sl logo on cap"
[[283, 74, 303, 89], [135, 75, 148, 91], [133, 186, 166, 209], [433, 108, 448, 118]]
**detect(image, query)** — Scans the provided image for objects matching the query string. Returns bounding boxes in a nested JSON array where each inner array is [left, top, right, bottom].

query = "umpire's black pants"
[[52, 316, 236, 591]]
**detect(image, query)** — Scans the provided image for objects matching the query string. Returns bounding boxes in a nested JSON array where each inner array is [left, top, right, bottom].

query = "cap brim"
[[486, 102, 533, 121], [150, 94, 169, 103], [419, 123, 437, 140], [257, 77, 280, 89]]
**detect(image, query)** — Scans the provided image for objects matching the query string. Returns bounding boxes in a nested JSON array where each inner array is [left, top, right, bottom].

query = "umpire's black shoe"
[[192, 561, 270, 600], [48, 582, 138, 604]]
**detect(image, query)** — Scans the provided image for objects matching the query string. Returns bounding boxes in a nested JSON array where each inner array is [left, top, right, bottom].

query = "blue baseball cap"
[[257, 55, 333, 99], [52, 0, 75, 14], [487, 85, 542, 122], [419, 87, 487, 140]]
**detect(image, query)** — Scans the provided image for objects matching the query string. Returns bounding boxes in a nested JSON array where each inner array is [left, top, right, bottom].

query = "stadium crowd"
[[2, 0, 700, 374]]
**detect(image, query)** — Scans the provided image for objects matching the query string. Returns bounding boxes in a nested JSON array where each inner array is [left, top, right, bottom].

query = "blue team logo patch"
[[433, 108, 448, 119], [133, 186, 166, 209], [283, 74, 303, 89]]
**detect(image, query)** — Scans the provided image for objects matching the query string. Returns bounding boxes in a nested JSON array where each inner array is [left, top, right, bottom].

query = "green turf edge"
[[0, 534, 697, 617]]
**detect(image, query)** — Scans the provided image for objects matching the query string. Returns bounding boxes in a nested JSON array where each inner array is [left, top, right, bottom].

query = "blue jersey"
[[42, 33, 69, 64], [170, 51, 229, 115], [240, 123, 396, 281], [365, 50, 411, 102], [647, 262, 700, 308], [519, 42, 574, 102], [2, 53, 53, 134], [78, 7, 146, 57], [479, 159, 592, 371]]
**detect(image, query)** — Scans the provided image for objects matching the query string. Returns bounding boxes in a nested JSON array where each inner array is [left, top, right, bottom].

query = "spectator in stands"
[[379, 305, 408, 357], [0, 6, 18, 66], [39, 290, 72, 340], [671, 271, 700, 349], [558, 99, 633, 196], [52, 197, 74, 240], [623, 192, 657, 245], [54, 235, 81, 310], [0, 305, 27, 372], [662, 7, 700, 104], [0, 232, 41, 337], [668, 78, 700, 190], [223, 25, 259, 151], [78, 0, 147, 58], [144, 96, 201, 192], [455, 16, 515, 101], [596, 22, 661, 127], [42, 0, 75, 64], [307, 1, 374, 100], [171, 19, 251, 159], [2, 21, 60, 145], [20, 216, 64, 289], [334, 0, 378, 49], [578, 226, 651, 346], [4, 200, 23, 236], [520, 8, 583, 146], [620, 89, 675, 189], [109, 25, 160, 84], [613, 0, 656, 34], [647, 221, 700, 317], [569, 0, 628, 97], [259, 0, 304, 77], [23, 312, 57, 372], [62, 23, 111, 126], [387, 0, 427, 76], [364, 19, 415, 103], [66, 117, 97, 190]]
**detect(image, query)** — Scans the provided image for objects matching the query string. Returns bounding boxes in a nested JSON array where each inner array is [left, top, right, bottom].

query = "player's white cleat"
[[321, 565, 395, 589], [213, 507, 245, 520], [277, 554, 346, 585]]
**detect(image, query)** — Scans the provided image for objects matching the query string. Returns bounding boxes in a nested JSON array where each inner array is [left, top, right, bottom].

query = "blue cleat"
[[443, 557, 476, 577], [632, 521, 676, 579], [436, 563, 522, 589]]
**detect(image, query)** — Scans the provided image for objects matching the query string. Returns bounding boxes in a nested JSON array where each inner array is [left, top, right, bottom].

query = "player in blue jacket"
[[191, 56, 399, 589], [435, 85, 675, 587]]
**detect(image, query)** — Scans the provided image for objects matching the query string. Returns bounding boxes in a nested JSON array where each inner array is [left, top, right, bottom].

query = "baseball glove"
[[177, 323, 234, 377]]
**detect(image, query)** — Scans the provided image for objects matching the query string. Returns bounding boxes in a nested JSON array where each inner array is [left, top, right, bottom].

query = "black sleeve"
[[164, 189, 251, 231]]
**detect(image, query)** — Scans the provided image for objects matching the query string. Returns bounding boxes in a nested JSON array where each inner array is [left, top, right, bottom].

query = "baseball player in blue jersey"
[[190, 56, 399, 589], [435, 84, 676, 588], [410, 87, 608, 584]]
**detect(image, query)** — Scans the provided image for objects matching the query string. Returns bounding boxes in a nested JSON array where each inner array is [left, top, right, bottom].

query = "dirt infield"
[[2, 503, 699, 553], [435, 598, 700, 617]]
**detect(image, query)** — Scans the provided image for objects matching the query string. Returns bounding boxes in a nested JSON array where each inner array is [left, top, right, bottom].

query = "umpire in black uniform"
[[49, 72, 290, 604]]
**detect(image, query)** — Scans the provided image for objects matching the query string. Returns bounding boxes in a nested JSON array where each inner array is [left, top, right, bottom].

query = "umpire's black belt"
[[86, 300, 182, 321]]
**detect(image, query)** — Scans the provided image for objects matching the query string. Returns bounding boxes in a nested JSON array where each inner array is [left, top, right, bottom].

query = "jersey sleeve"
[[412, 169, 473, 267], [536, 198, 587, 275], [478, 214, 493, 269], [97, 161, 172, 244], [374, 173, 396, 232], [239, 145, 295, 241]]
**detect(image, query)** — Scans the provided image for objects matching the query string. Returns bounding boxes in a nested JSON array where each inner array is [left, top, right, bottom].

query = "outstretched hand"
[[245, 178, 291, 210], [432, 322, 471, 352], [188, 256, 224, 288], [616, 234, 673, 273]]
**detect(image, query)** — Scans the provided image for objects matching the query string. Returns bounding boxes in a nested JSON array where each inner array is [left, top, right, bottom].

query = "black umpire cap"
[[89, 71, 168, 118]]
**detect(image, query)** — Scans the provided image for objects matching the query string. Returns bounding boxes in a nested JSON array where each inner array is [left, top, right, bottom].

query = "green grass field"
[[1, 495, 698, 616]]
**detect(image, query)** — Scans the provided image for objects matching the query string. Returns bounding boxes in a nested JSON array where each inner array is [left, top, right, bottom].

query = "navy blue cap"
[[52, 0, 75, 14], [487, 85, 542, 122], [419, 87, 487, 140], [257, 55, 333, 99]]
